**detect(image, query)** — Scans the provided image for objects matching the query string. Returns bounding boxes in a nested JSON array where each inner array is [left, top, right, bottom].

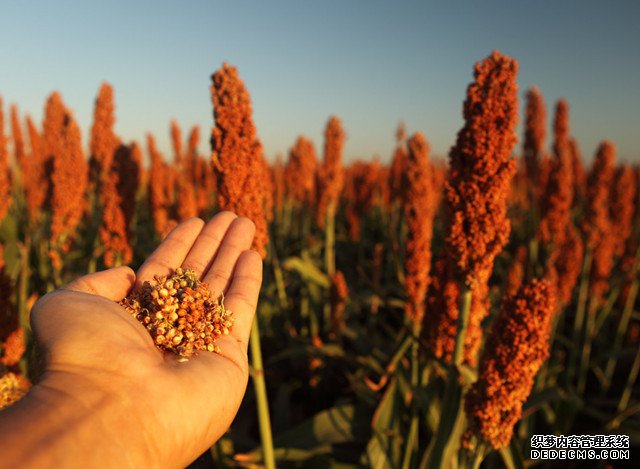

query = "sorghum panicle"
[[523, 86, 546, 185], [285, 136, 317, 206], [89, 83, 118, 183], [569, 138, 587, 204], [89, 83, 118, 190], [539, 109, 574, 248], [194, 155, 216, 215], [10, 105, 26, 177], [175, 123, 198, 222], [389, 122, 408, 202], [177, 179, 198, 221], [24, 116, 47, 223], [611, 165, 637, 258], [552, 99, 569, 157], [171, 119, 184, 171], [101, 143, 140, 266], [186, 126, 200, 185], [344, 160, 382, 242], [316, 116, 346, 228], [585, 141, 616, 300], [46, 94, 88, 269], [538, 103, 584, 306], [535, 153, 552, 203], [548, 226, 584, 306], [437, 51, 518, 365], [404, 132, 436, 323], [444, 50, 518, 288], [510, 159, 530, 213], [147, 134, 171, 236], [0, 98, 12, 221], [210, 63, 268, 257], [1, 245, 25, 369], [464, 279, 555, 450], [188, 126, 216, 213], [330, 270, 348, 336], [506, 246, 528, 297]]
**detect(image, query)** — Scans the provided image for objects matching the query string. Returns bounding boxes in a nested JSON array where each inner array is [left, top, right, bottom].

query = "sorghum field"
[[1, 51, 639, 468]]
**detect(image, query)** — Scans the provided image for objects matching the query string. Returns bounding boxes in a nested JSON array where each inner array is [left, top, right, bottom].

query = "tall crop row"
[[0, 52, 638, 467]]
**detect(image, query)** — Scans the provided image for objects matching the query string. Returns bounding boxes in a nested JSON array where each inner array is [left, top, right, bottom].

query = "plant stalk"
[[569, 250, 592, 386], [429, 285, 472, 468], [401, 321, 422, 469], [249, 316, 276, 469], [617, 345, 640, 415], [604, 255, 640, 391], [577, 299, 597, 395], [453, 287, 473, 367], [325, 203, 336, 277]]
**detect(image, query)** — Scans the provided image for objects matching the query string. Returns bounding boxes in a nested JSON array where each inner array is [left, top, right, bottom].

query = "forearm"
[[0, 373, 158, 468]]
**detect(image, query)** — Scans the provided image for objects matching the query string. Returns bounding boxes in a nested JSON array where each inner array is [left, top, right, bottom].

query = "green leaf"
[[275, 403, 358, 449], [499, 439, 525, 469], [283, 256, 330, 288], [362, 378, 403, 469], [459, 364, 478, 386], [237, 403, 370, 465], [422, 369, 465, 469]]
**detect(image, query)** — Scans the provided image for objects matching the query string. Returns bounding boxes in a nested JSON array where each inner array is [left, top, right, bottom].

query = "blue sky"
[[1, 0, 639, 164]]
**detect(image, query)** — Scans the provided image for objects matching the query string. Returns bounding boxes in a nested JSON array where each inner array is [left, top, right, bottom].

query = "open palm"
[[31, 213, 262, 468]]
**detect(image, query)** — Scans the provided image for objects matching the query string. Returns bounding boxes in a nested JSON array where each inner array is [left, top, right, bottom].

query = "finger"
[[203, 217, 256, 295], [181, 211, 238, 279], [223, 250, 263, 348], [137, 218, 205, 285], [63, 266, 136, 301]]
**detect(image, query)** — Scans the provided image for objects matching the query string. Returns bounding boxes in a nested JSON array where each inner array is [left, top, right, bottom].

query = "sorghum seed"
[[120, 267, 233, 358]]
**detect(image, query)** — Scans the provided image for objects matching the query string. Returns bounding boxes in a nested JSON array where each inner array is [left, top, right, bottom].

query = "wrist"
[[0, 370, 161, 468]]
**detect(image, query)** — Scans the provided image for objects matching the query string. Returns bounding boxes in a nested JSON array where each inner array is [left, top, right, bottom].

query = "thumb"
[[64, 266, 136, 301]]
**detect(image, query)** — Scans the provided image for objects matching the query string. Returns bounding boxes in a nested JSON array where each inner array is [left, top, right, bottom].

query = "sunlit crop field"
[[1, 52, 638, 467]]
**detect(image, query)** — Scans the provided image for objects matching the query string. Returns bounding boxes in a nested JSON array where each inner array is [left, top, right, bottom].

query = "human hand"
[[25, 213, 262, 468]]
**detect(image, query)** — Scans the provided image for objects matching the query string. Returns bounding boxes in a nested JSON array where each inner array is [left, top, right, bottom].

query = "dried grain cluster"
[[120, 267, 234, 357]]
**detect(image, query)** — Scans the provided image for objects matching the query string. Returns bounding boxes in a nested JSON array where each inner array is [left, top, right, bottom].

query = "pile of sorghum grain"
[[0, 372, 30, 410], [120, 267, 234, 358]]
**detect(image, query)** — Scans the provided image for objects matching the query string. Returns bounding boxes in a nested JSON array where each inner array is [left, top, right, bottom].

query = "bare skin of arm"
[[0, 213, 262, 468]]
